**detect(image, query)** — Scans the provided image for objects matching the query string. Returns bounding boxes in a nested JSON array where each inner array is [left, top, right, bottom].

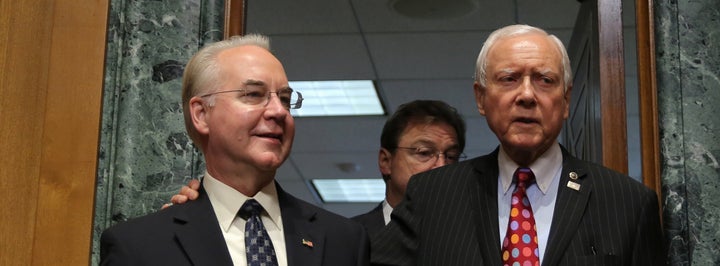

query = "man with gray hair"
[[371, 24, 665, 265], [100, 34, 369, 266]]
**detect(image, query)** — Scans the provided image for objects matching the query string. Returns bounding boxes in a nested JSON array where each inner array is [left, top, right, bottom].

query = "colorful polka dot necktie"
[[239, 199, 278, 266], [501, 167, 540, 266]]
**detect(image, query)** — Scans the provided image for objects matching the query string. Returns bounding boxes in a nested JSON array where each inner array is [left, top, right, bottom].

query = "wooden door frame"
[[635, 0, 662, 195], [225, 0, 246, 37], [598, 0, 629, 174], [221, 0, 662, 194], [1, 1, 108, 264]]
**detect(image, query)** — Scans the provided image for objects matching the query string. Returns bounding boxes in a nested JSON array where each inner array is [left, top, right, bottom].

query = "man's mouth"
[[256, 133, 282, 141], [514, 117, 538, 124]]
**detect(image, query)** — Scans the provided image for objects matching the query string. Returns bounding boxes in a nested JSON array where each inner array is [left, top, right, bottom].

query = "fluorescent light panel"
[[289, 80, 385, 117], [311, 179, 385, 203]]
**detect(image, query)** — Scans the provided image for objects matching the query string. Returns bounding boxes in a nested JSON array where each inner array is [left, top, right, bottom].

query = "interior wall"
[[655, 0, 720, 264], [90, 0, 225, 263], [0, 0, 108, 265]]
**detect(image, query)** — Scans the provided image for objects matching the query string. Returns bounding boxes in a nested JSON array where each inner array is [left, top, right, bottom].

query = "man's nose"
[[432, 154, 450, 168], [516, 77, 537, 106], [264, 93, 290, 117]]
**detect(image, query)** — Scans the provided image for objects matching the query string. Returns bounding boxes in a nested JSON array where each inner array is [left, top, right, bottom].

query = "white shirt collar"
[[203, 171, 282, 232], [381, 199, 393, 225], [498, 142, 563, 194]]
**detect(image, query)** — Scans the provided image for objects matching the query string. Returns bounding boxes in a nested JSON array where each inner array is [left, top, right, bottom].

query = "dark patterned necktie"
[[501, 167, 540, 266], [239, 199, 278, 266]]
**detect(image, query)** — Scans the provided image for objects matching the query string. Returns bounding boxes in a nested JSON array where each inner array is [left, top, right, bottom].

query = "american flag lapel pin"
[[302, 238, 314, 248]]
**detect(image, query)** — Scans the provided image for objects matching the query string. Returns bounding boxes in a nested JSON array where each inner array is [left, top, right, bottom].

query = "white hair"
[[181, 34, 272, 146], [474, 24, 572, 91]]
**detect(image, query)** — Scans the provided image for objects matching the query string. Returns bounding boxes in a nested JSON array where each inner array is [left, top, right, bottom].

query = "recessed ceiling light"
[[289, 80, 385, 117], [311, 179, 385, 203]]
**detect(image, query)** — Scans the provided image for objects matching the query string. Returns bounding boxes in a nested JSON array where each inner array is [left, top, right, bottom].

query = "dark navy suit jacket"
[[352, 202, 386, 237], [101, 183, 370, 266]]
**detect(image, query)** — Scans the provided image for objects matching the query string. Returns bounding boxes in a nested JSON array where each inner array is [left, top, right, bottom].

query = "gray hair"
[[474, 24, 572, 91], [181, 34, 271, 146]]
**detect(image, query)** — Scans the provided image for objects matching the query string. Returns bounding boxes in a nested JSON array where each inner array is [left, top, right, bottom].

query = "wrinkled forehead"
[[495, 32, 558, 52], [400, 120, 459, 143], [489, 35, 563, 66]]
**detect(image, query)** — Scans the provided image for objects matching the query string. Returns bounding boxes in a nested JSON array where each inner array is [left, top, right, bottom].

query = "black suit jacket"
[[352, 202, 386, 237], [371, 146, 665, 266], [101, 183, 370, 266]]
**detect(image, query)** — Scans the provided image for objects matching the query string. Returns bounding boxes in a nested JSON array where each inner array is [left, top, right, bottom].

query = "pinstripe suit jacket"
[[371, 146, 665, 266]]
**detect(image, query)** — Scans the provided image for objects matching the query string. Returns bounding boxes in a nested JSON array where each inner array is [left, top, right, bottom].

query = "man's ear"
[[563, 85, 572, 119], [474, 82, 486, 116], [378, 148, 392, 177], [189, 97, 210, 135]]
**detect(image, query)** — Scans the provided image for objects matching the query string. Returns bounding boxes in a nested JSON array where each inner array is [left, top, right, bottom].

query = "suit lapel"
[[277, 184, 325, 266], [366, 203, 386, 234], [471, 150, 503, 265], [542, 149, 592, 266], [173, 186, 234, 265]]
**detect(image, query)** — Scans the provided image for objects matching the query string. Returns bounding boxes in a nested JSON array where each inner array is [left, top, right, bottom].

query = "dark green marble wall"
[[656, 0, 720, 265], [91, 0, 224, 263]]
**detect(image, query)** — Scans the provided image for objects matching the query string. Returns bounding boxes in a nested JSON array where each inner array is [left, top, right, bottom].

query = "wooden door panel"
[[564, 0, 627, 174]]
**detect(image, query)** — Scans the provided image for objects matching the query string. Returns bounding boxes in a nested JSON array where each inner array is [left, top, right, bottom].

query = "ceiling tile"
[[379, 79, 479, 117], [275, 179, 322, 204], [366, 31, 490, 80], [269, 34, 376, 80], [246, 0, 359, 34], [351, 0, 516, 32], [517, 0, 581, 29], [292, 151, 381, 180], [463, 117, 501, 154], [276, 157, 302, 182], [290, 116, 386, 153]]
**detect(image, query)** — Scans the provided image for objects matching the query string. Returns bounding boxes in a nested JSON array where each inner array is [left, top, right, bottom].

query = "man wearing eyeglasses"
[[167, 100, 467, 239], [100, 34, 369, 266], [351, 100, 466, 236]]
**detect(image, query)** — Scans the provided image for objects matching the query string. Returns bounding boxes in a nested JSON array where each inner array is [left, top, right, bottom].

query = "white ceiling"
[[244, 0, 640, 217]]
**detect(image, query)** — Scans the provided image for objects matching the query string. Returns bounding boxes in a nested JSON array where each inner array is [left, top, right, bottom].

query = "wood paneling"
[[0, 1, 51, 264], [225, 0, 246, 37], [597, 0, 629, 173], [566, 2, 602, 164], [0, 0, 108, 265], [635, 0, 662, 212], [635, 0, 661, 194], [565, 0, 629, 174]]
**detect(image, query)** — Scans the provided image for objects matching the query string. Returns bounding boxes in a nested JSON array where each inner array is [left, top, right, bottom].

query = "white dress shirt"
[[381, 199, 393, 225], [203, 172, 288, 266], [497, 143, 563, 264]]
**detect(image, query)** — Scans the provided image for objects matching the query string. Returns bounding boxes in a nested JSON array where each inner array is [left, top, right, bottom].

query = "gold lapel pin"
[[302, 239, 314, 248], [569, 172, 578, 180]]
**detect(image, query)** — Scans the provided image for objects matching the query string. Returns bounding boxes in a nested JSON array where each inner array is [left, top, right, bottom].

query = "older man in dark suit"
[[100, 34, 369, 266], [371, 24, 665, 265]]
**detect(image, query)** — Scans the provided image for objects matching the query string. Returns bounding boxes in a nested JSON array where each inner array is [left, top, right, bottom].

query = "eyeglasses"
[[199, 87, 303, 110], [395, 146, 467, 164]]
